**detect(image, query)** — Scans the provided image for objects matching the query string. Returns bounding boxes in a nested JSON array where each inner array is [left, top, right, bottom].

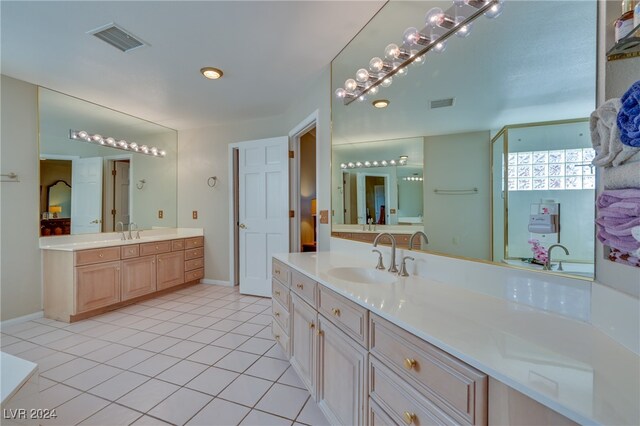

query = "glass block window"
[[506, 148, 595, 191]]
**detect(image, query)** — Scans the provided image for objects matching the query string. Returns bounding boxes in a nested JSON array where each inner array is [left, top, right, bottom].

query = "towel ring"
[[207, 176, 218, 188], [136, 179, 146, 190]]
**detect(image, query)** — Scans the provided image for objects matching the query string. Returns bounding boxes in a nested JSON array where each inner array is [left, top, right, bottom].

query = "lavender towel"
[[596, 216, 640, 236], [597, 229, 640, 252], [597, 188, 640, 207], [617, 80, 640, 148]]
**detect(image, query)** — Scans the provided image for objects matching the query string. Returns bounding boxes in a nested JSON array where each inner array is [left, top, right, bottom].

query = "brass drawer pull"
[[296, 283, 304, 289], [155, 245, 159, 249], [403, 411, 416, 425], [274, 290, 281, 296], [403, 358, 417, 370], [98, 253, 103, 258], [275, 334, 280, 340], [309, 322, 315, 329], [275, 268, 280, 274], [332, 308, 341, 317], [317, 330, 323, 336], [275, 312, 280, 317]]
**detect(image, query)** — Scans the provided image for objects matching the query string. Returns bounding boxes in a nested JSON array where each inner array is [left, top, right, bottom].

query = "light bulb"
[[357, 95, 367, 103], [129, 142, 138, 151], [356, 68, 369, 83], [356, 162, 363, 167], [159, 150, 166, 157], [434, 41, 447, 53], [425, 7, 444, 27], [372, 161, 379, 166], [91, 134, 102, 142], [345, 79, 357, 93], [77, 131, 88, 139], [140, 145, 149, 153], [410, 50, 426, 66], [396, 66, 408, 77], [364, 161, 371, 167], [369, 86, 379, 95], [340, 163, 347, 169], [335, 88, 347, 98], [380, 76, 392, 88], [456, 22, 473, 38], [118, 140, 127, 147], [348, 162, 355, 168], [369, 57, 384, 72], [403, 27, 420, 45], [390, 160, 397, 165], [384, 43, 399, 60], [105, 137, 115, 145], [484, 1, 504, 19], [150, 147, 158, 155], [381, 160, 388, 166]]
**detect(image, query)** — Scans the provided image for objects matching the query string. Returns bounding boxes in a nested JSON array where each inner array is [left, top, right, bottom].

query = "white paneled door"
[[238, 137, 289, 296], [71, 157, 103, 234]]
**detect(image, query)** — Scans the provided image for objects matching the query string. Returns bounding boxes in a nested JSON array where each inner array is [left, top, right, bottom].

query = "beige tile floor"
[[1, 284, 329, 426]]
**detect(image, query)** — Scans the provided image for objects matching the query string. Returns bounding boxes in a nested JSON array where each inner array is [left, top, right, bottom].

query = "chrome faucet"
[[372, 249, 385, 270], [398, 256, 415, 277], [373, 233, 398, 273], [408, 231, 429, 250], [544, 244, 569, 270], [116, 221, 126, 240], [129, 222, 140, 240]]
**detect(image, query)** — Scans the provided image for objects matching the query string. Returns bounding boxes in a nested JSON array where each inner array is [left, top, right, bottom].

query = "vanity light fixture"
[[335, 0, 503, 105], [70, 130, 166, 157], [372, 99, 390, 108], [340, 157, 408, 169], [403, 176, 424, 181], [200, 67, 223, 80]]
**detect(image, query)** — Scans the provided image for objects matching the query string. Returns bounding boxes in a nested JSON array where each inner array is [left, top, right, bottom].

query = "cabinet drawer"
[[370, 357, 455, 426], [368, 398, 397, 426], [272, 259, 290, 287], [185, 247, 204, 260], [185, 268, 204, 283], [370, 314, 487, 425], [272, 298, 290, 335], [140, 241, 171, 256], [272, 279, 290, 312], [291, 270, 317, 308], [75, 246, 120, 266], [121, 245, 140, 259], [185, 257, 204, 271], [171, 239, 185, 251], [318, 285, 368, 347], [185, 236, 204, 249], [272, 319, 290, 357]]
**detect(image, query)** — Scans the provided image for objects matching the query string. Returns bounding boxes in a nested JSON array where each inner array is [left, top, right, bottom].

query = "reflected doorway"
[[103, 158, 131, 232]]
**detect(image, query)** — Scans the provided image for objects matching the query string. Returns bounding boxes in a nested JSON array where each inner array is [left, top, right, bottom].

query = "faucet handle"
[[399, 256, 415, 277], [372, 249, 385, 270]]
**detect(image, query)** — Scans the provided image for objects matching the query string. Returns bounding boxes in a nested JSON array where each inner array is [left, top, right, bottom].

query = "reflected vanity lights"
[[335, 0, 503, 105], [403, 176, 424, 181], [69, 130, 166, 157], [340, 157, 408, 169]]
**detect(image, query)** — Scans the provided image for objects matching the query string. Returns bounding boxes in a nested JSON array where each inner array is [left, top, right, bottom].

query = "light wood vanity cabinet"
[[290, 292, 318, 399], [121, 255, 156, 300], [43, 235, 204, 322], [75, 261, 121, 313]]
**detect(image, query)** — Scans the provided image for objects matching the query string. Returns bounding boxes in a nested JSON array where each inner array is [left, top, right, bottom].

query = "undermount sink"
[[327, 267, 397, 285]]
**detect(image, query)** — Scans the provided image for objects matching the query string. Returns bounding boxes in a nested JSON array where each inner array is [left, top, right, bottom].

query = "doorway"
[[103, 158, 131, 232], [298, 128, 317, 252]]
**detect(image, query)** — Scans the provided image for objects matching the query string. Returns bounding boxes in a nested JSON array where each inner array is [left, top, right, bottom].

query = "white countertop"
[[274, 251, 639, 426], [1, 352, 38, 405], [39, 228, 204, 251]]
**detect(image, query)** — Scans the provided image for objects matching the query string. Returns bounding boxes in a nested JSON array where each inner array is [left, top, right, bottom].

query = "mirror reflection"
[[331, 0, 597, 279], [39, 88, 178, 236]]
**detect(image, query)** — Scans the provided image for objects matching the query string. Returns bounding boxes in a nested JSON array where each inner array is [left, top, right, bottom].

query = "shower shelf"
[[607, 23, 640, 61]]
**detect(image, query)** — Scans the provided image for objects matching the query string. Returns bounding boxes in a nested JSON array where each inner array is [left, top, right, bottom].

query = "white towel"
[[603, 162, 640, 189], [591, 98, 640, 167]]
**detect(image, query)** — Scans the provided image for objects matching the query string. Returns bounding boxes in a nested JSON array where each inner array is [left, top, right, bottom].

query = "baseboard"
[[1, 311, 44, 328], [201, 279, 233, 287]]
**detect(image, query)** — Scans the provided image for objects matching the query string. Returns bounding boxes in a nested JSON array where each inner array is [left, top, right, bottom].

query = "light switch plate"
[[192, 211, 198, 220], [158, 210, 163, 219]]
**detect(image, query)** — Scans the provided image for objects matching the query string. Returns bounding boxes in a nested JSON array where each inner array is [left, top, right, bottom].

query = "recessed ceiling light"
[[200, 67, 223, 80], [372, 99, 390, 108]]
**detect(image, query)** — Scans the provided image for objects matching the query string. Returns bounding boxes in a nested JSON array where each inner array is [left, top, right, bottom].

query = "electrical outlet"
[[192, 210, 198, 220], [158, 210, 163, 219]]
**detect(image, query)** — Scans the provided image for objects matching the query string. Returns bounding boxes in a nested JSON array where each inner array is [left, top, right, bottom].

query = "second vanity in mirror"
[[331, 0, 598, 279]]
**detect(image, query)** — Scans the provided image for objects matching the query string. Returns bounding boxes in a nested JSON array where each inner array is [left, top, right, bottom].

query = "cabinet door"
[[290, 293, 317, 399], [317, 316, 367, 426], [75, 261, 121, 313], [157, 251, 185, 290], [122, 255, 157, 300]]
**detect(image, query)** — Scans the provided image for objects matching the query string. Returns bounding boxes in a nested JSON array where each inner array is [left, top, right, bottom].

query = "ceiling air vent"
[[89, 23, 146, 52], [430, 98, 455, 109]]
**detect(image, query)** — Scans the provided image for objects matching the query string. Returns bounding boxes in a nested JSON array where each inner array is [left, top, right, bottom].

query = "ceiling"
[[1, 1, 385, 131], [332, 1, 597, 144]]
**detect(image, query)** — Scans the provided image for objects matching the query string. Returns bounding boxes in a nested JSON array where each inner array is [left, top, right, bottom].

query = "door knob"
[[239, 223, 247, 229], [90, 219, 100, 224]]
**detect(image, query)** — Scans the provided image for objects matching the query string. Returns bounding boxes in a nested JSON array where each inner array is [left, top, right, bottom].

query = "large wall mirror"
[[331, 0, 597, 279], [39, 88, 178, 236]]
